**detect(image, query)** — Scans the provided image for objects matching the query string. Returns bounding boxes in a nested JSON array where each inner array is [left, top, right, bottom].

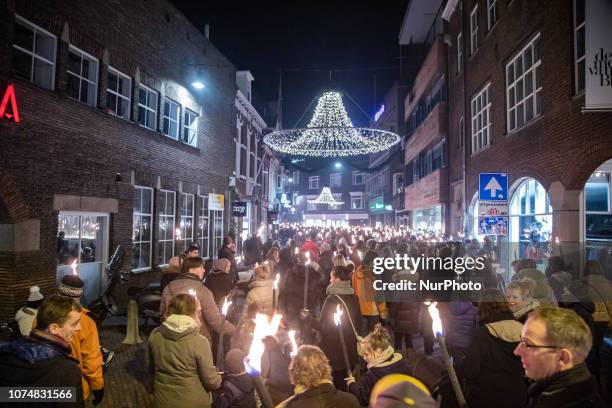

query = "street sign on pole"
[[478, 216, 509, 235], [479, 173, 508, 201], [478, 201, 509, 217]]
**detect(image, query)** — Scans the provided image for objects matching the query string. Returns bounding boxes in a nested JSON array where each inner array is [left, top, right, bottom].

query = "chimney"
[[204, 24, 210, 40]]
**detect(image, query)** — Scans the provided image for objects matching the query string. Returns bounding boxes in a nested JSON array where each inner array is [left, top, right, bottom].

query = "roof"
[[398, 0, 443, 44]]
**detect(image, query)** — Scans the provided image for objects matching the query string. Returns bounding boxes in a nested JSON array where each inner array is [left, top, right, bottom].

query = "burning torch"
[[217, 296, 232, 372], [334, 305, 352, 379]]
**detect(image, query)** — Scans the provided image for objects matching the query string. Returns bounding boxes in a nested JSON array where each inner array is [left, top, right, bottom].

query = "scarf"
[[326, 280, 354, 295], [367, 345, 395, 368], [513, 299, 540, 320], [162, 314, 199, 333]]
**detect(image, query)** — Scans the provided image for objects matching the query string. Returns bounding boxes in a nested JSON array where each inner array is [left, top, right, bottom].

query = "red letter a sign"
[[0, 84, 20, 123]]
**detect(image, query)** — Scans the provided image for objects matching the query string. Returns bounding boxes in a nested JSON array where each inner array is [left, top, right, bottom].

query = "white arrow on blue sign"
[[479, 173, 508, 201]]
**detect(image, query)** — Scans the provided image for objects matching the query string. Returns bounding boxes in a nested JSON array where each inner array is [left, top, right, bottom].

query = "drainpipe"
[[461, 0, 469, 236]]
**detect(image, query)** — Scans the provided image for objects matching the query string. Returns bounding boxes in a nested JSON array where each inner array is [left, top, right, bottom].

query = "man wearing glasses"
[[514, 307, 606, 407]]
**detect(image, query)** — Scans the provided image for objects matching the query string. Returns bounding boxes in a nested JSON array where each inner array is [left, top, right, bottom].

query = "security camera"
[[115, 173, 123, 182]]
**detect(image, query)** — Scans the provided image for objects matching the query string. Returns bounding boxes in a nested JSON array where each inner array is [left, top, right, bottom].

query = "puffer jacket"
[[439, 301, 477, 351], [160, 273, 235, 343], [148, 315, 221, 408], [242, 279, 274, 319], [214, 373, 255, 408]]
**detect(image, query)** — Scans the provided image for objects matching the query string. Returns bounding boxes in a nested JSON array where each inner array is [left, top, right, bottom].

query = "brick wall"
[[0, 0, 237, 319]]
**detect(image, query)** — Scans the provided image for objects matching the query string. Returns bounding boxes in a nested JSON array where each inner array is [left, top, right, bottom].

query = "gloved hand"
[[92, 388, 104, 406], [346, 375, 356, 386]]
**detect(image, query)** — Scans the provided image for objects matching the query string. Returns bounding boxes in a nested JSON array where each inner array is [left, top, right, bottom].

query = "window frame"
[[506, 33, 542, 133], [137, 84, 158, 131], [157, 189, 176, 267], [132, 186, 153, 272], [309, 176, 320, 190], [471, 83, 492, 154], [162, 97, 181, 140], [106, 66, 131, 120], [457, 32, 463, 73], [470, 5, 479, 55], [352, 171, 365, 185], [182, 108, 198, 146], [66, 45, 99, 107], [197, 194, 210, 259], [178, 192, 195, 254], [573, 0, 586, 94], [487, 0, 497, 31], [330, 172, 342, 188], [12, 15, 57, 90], [458, 116, 465, 148]]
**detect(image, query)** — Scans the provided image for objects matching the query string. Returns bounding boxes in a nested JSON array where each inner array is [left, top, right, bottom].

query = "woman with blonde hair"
[[347, 324, 411, 406], [242, 264, 274, 320], [278, 345, 359, 407], [148, 293, 221, 407], [506, 277, 540, 323]]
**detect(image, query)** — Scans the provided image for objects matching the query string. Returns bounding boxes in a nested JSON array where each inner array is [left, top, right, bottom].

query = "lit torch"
[[288, 329, 298, 358], [555, 236, 564, 260], [175, 228, 182, 241], [303, 252, 310, 313], [244, 313, 282, 408], [217, 296, 232, 371], [272, 274, 280, 310], [427, 302, 467, 408], [71, 260, 78, 276], [334, 305, 353, 379]]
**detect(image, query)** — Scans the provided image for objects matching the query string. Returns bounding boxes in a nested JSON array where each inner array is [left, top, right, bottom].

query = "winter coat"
[[348, 349, 412, 406], [261, 334, 294, 404], [513, 299, 541, 323], [242, 279, 274, 319], [160, 273, 235, 343], [583, 274, 612, 323], [352, 264, 387, 318], [14, 306, 37, 336], [71, 308, 104, 399], [148, 315, 222, 408], [214, 373, 255, 408], [315, 281, 362, 372], [389, 302, 419, 335], [512, 268, 558, 306], [461, 312, 527, 408], [243, 237, 263, 266], [439, 301, 477, 351], [279, 266, 321, 323], [0, 329, 84, 407], [280, 382, 360, 408], [525, 363, 607, 408], [301, 239, 320, 262], [204, 270, 234, 306]]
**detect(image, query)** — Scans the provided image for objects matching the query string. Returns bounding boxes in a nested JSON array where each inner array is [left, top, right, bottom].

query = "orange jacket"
[[352, 264, 387, 318], [71, 308, 104, 399]]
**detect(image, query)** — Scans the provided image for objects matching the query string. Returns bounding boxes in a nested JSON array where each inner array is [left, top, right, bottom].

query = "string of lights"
[[307, 187, 344, 205]]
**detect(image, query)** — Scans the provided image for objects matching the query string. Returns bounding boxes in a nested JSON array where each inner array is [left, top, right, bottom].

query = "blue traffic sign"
[[479, 173, 508, 201]]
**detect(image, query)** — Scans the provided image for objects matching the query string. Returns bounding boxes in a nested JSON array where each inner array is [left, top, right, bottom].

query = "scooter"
[[88, 244, 128, 325]]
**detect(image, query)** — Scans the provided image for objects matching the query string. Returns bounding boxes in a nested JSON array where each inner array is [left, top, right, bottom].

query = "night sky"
[[171, 0, 409, 129]]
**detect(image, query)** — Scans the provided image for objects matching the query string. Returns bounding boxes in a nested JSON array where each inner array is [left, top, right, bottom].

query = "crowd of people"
[[0, 223, 610, 407]]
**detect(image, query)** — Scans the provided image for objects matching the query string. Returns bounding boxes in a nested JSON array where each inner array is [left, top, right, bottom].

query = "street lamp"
[[334, 162, 342, 169], [191, 81, 205, 90]]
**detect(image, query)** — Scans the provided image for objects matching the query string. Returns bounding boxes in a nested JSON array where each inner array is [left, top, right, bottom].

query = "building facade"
[[0, 0, 238, 318]]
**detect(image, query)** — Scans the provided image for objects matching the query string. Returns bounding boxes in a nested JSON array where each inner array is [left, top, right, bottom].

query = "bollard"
[[122, 299, 143, 344]]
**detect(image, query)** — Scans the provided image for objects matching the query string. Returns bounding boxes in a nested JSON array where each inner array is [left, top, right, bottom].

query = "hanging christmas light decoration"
[[308, 187, 344, 206], [263, 91, 400, 157]]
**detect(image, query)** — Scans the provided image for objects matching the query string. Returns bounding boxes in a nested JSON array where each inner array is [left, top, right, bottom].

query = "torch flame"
[[294, 247, 299, 255], [244, 313, 282, 375], [273, 274, 280, 290], [288, 330, 298, 358], [71, 260, 78, 275], [221, 296, 232, 316], [333, 304, 343, 326], [555, 236, 560, 244], [175, 228, 182, 240], [187, 289, 197, 297], [428, 302, 443, 337]]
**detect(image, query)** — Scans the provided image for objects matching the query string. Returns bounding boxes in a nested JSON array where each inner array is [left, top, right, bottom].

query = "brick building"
[[443, 0, 612, 272], [0, 0, 239, 319]]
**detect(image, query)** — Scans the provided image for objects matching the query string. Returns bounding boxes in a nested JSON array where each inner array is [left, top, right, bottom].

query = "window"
[[574, 0, 585, 93], [249, 134, 257, 180], [487, 0, 497, 30], [432, 142, 445, 170], [162, 98, 180, 139], [330, 173, 342, 188], [471, 83, 491, 154], [212, 209, 224, 257], [238, 124, 248, 177], [307, 195, 318, 211], [106, 67, 131, 120], [138, 85, 158, 130], [470, 6, 478, 54], [350, 193, 364, 210], [392, 173, 403, 195], [67, 46, 98, 106], [309, 176, 319, 190], [292, 171, 299, 185], [12, 16, 56, 90], [132, 186, 153, 271], [585, 173, 610, 212], [178, 193, 194, 253], [352, 172, 365, 185], [197, 195, 210, 258], [457, 33, 463, 73], [157, 190, 175, 266], [458, 117, 465, 148], [506, 33, 542, 132], [182, 109, 198, 146]]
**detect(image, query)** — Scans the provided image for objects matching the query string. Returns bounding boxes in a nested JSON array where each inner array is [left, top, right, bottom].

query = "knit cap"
[[28, 286, 44, 302], [58, 275, 84, 298], [225, 348, 246, 374]]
